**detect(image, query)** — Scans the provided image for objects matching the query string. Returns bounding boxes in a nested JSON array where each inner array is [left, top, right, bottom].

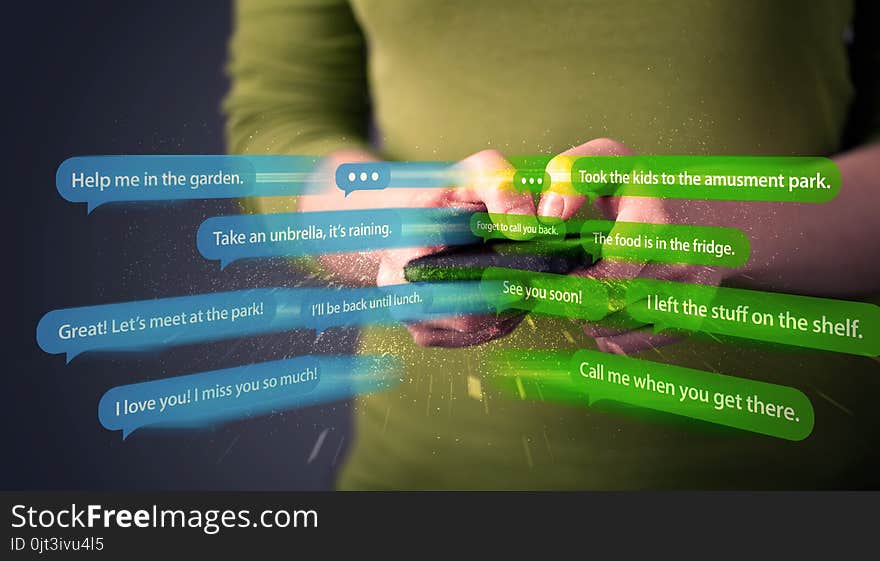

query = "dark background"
[[6, 1, 354, 489]]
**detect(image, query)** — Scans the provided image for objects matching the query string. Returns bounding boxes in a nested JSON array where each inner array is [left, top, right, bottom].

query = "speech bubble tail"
[[65, 351, 81, 364], [121, 428, 135, 441], [86, 202, 99, 214]]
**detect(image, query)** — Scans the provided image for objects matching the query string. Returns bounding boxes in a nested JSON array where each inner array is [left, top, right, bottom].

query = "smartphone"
[[403, 238, 589, 282]]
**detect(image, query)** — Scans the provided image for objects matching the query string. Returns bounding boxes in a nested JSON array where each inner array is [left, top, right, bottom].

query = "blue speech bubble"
[[37, 283, 496, 360], [336, 162, 391, 195], [336, 161, 460, 195], [302, 285, 431, 336], [37, 289, 289, 361], [197, 208, 478, 268], [301, 282, 494, 335], [57, 155, 324, 212], [98, 355, 401, 439]]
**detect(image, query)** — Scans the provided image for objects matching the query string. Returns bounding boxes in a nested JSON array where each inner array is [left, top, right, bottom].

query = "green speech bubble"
[[481, 267, 608, 320], [486, 349, 814, 441], [579, 220, 749, 267], [469, 212, 566, 242], [568, 155, 840, 202], [507, 156, 554, 194], [513, 169, 551, 193], [624, 279, 880, 357]]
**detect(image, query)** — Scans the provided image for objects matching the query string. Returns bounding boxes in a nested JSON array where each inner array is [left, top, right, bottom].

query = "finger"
[[612, 194, 672, 224], [538, 138, 634, 220], [451, 150, 537, 217], [582, 322, 630, 339], [538, 154, 587, 220], [595, 330, 683, 355], [574, 258, 645, 282], [405, 315, 522, 348], [406, 312, 523, 333]]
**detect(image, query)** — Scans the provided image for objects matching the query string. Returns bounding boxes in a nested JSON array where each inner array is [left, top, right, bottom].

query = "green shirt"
[[225, 0, 880, 489]]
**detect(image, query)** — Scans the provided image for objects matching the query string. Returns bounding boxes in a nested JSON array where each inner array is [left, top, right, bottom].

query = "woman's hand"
[[538, 138, 724, 355]]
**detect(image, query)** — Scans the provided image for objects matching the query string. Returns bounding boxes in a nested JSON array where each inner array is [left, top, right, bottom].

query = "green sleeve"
[[224, 0, 371, 156], [224, 0, 370, 277]]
